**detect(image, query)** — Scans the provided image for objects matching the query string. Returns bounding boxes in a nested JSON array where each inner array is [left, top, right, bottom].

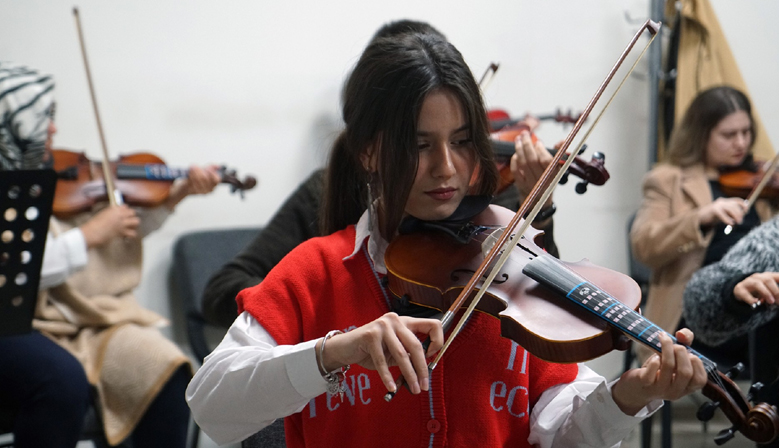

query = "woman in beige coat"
[[630, 86, 766, 361]]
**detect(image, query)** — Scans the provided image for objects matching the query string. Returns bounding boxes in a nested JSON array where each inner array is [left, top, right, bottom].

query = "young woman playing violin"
[[34, 83, 221, 446], [187, 32, 707, 447], [0, 62, 91, 448], [630, 86, 772, 363]]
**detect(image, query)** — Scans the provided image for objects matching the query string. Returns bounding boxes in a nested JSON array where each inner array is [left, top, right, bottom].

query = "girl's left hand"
[[165, 165, 221, 209], [611, 329, 708, 415], [182, 165, 222, 195]]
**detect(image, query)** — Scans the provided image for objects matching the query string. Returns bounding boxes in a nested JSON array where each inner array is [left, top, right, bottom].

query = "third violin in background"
[[487, 110, 609, 195]]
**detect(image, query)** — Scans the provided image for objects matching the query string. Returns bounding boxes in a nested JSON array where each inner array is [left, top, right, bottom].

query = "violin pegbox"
[[218, 166, 258, 199], [696, 366, 779, 445]]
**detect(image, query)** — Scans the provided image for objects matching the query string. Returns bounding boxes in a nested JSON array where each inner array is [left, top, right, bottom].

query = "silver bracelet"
[[318, 330, 350, 400]]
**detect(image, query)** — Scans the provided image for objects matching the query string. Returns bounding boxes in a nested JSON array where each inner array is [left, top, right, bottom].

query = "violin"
[[490, 124, 609, 195], [51, 148, 257, 218], [386, 204, 639, 360], [383, 19, 779, 444], [718, 153, 779, 235], [385, 203, 779, 444], [720, 162, 779, 200]]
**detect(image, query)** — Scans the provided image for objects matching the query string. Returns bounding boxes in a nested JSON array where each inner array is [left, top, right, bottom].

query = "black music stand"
[[0, 170, 56, 336]]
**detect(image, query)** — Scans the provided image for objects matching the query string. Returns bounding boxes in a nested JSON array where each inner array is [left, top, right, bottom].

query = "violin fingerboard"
[[116, 164, 187, 181], [522, 254, 712, 366]]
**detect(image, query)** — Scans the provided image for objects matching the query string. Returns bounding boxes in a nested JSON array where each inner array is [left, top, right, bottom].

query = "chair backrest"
[[170, 227, 287, 447], [0, 170, 56, 336], [241, 419, 286, 448], [170, 227, 260, 363]]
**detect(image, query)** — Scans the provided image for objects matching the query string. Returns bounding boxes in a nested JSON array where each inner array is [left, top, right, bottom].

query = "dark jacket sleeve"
[[201, 169, 324, 328], [682, 217, 779, 346]]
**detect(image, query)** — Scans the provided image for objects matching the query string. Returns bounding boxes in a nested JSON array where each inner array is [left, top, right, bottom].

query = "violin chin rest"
[[612, 334, 632, 351]]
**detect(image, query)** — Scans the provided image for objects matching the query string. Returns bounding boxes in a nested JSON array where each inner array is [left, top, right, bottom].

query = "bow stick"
[[73, 7, 123, 207]]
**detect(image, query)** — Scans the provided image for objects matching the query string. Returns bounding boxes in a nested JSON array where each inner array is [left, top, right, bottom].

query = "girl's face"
[[404, 89, 476, 221], [705, 110, 752, 169]]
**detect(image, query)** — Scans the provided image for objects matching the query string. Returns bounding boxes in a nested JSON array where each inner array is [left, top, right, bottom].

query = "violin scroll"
[[698, 370, 779, 445], [220, 166, 257, 198], [490, 124, 610, 195], [558, 151, 607, 194]]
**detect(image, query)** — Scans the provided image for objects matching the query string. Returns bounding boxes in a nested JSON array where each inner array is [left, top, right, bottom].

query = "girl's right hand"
[[80, 205, 140, 248], [316, 313, 443, 395], [697, 197, 748, 227], [733, 272, 779, 306]]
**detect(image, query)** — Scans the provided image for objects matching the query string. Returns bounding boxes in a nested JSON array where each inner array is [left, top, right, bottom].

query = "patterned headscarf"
[[0, 62, 55, 171]]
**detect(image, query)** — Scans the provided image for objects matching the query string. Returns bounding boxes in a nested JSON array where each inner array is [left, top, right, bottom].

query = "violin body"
[[385, 205, 639, 363], [51, 148, 257, 218], [52, 149, 171, 218], [720, 165, 779, 200]]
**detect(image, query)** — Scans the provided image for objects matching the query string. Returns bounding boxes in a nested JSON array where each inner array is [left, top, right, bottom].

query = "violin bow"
[[478, 62, 500, 91], [385, 20, 661, 401], [723, 150, 779, 235], [73, 7, 122, 207], [432, 19, 661, 368]]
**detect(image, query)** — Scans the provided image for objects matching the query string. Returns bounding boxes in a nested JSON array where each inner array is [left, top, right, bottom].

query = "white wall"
[[2, 0, 778, 382]]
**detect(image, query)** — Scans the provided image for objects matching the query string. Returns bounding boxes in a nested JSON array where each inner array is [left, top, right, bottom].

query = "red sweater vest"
[[238, 226, 578, 448]]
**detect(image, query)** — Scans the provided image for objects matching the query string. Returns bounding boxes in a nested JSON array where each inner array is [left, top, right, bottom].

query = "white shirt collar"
[[345, 206, 388, 274]]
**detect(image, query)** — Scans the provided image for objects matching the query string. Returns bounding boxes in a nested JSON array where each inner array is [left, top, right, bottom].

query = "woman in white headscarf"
[[0, 61, 91, 448]]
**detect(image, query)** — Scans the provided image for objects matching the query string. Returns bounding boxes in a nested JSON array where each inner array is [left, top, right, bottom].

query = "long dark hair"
[[666, 86, 755, 167], [320, 33, 497, 239]]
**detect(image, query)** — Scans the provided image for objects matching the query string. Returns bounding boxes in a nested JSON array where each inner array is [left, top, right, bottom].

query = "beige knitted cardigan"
[[34, 212, 190, 446]]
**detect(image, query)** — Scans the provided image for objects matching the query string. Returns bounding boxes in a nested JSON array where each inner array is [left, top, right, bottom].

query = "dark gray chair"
[[241, 419, 286, 448], [169, 227, 285, 447], [170, 227, 260, 363]]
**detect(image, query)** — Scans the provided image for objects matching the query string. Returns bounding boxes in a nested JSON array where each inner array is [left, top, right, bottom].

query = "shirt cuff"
[[597, 379, 662, 433], [285, 339, 328, 398], [59, 228, 89, 269]]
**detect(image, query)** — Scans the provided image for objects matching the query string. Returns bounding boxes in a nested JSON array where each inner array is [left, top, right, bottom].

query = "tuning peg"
[[559, 172, 570, 185], [725, 363, 745, 380], [697, 400, 720, 422], [714, 426, 736, 445], [748, 382, 764, 402], [57, 166, 79, 180], [575, 181, 589, 194], [577, 144, 588, 155]]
